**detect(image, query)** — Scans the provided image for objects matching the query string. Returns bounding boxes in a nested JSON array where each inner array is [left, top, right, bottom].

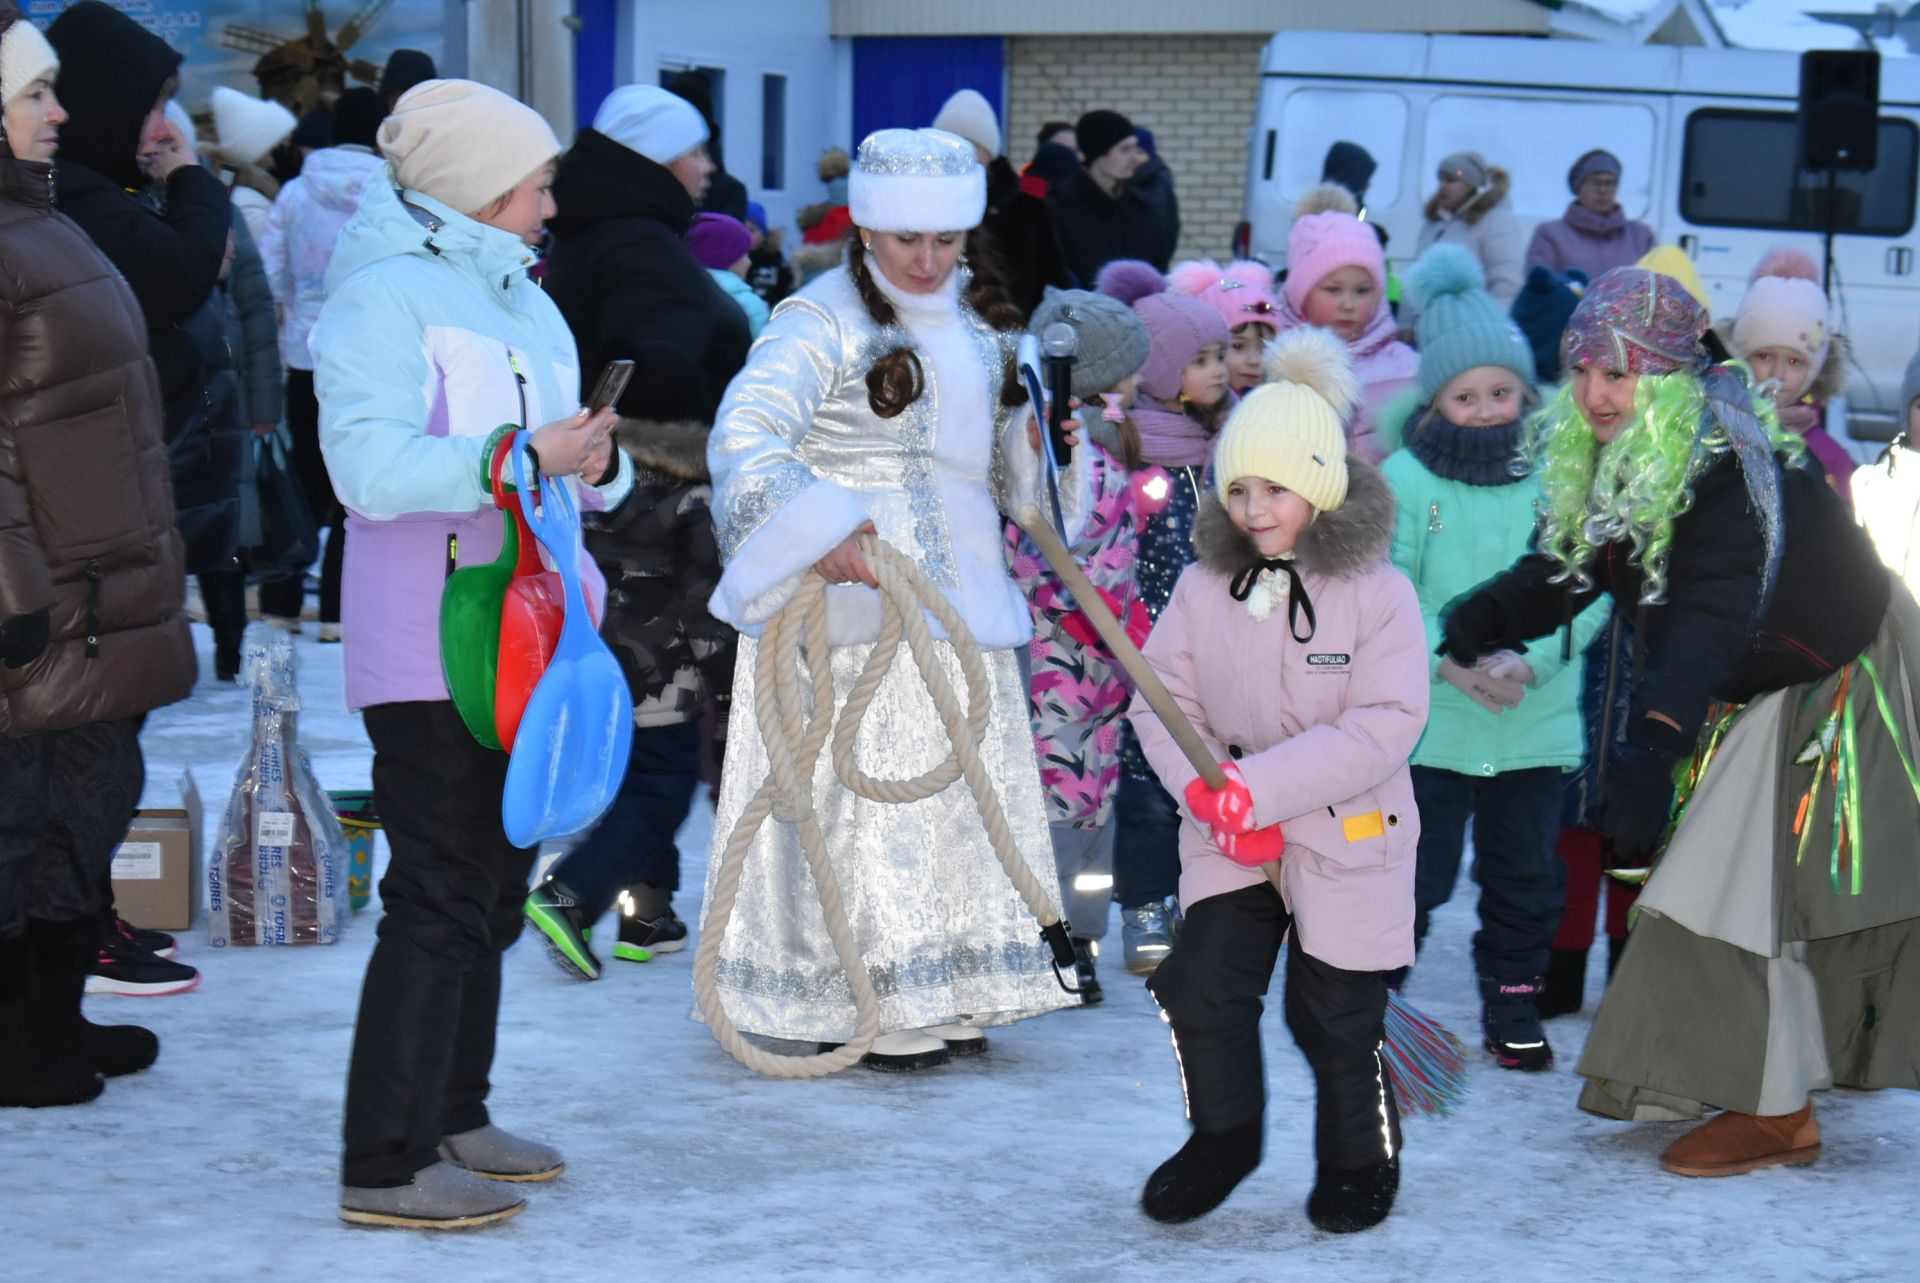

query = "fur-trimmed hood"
[[613, 417, 711, 482], [1424, 167, 1510, 227], [1192, 454, 1397, 581]]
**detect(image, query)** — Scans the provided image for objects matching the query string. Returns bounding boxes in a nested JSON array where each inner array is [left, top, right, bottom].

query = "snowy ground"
[[6, 621, 1918, 1283]]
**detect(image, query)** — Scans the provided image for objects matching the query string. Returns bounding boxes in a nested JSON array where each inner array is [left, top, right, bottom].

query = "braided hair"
[[846, 226, 1027, 418]]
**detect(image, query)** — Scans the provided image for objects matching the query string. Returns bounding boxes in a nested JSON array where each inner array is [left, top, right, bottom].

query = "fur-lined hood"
[[613, 417, 710, 483], [1191, 454, 1397, 582], [1423, 167, 1510, 227]]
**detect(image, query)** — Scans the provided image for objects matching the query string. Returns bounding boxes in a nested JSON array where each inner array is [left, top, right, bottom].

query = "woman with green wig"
[[1438, 264, 1920, 1179]]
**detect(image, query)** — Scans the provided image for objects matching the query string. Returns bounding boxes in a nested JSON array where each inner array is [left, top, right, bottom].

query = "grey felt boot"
[[339, 1160, 527, 1229], [438, 1123, 565, 1182]]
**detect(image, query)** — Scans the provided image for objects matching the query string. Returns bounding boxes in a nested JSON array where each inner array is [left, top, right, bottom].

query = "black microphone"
[[1041, 321, 1077, 467]]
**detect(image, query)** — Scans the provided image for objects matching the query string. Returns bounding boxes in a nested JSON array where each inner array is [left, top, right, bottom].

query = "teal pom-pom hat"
[[1409, 243, 1537, 403]]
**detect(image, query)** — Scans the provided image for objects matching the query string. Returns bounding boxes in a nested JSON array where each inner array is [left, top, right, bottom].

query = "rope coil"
[[693, 534, 1068, 1078]]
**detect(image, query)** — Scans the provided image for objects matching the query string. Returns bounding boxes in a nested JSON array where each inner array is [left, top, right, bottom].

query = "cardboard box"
[[110, 772, 202, 932]]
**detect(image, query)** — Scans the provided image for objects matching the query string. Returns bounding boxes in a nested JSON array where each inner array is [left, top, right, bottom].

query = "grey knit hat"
[[1436, 150, 1488, 189], [1903, 346, 1920, 418], [1028, 288, 1152, 400]]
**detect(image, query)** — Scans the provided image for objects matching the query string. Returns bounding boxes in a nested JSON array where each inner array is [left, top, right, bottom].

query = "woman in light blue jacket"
[[1378, 247, 1606, 1076], [311, 80, 630, 1231]]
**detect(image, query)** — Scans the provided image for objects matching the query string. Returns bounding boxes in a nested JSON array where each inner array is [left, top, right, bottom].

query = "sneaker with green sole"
[[523, 878, 601, 981], [616, 890, 687, 962]]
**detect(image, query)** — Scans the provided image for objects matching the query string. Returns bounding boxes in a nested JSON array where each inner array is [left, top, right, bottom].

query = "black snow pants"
[[0, 718, 145, 942], [1146, 881, 1402, 1170], [341, 701, 536, 1187]]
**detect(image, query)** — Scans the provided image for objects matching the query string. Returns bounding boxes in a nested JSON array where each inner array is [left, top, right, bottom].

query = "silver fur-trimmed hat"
[[847, 128, 986, 233]]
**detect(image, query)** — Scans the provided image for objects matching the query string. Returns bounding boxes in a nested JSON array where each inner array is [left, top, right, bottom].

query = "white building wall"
[[627, 0, 851, 240]]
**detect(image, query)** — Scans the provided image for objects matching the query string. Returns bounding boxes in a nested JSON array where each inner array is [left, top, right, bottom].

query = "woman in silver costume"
[[703, 128, 1079, 1069]]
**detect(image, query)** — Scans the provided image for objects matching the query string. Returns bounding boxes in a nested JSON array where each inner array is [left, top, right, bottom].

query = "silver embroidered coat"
[[701, 264, 1079, 1042]]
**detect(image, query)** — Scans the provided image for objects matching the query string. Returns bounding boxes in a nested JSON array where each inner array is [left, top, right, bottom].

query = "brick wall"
[[1005, 34, 1266, 266]]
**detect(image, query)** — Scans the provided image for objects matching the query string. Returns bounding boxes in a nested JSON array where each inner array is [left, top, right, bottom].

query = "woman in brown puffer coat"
[[0, 4, 195, 1110]]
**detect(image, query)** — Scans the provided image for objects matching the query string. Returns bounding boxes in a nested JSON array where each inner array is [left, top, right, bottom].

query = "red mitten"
[[1121, 598, 1152, 649], [1215, 823, 1286, 867], [1184, 764, 1255, 835]]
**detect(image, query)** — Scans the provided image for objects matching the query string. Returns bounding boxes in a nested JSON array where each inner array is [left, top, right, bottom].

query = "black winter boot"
[[0, 933, 103, 1107], [1479, 975, 1554, 1071], [32, 919, 158, 1078], [1537, 948, 1587, 1020], [1607, 933, 1627, 978], [1307, 1155, 1399, 1233], [1140, 1120, 1262, 1223], [1071, 938, 1103, 1006]]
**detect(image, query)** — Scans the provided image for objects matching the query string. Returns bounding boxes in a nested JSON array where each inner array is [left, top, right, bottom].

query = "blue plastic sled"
[[500, 435, 634, 847]]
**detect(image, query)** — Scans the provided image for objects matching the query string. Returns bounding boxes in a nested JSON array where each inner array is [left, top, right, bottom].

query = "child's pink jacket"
[[1130, 457, 1430, 970]]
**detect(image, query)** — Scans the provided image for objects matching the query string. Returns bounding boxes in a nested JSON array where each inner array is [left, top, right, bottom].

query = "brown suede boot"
[[1659, 1100, 1821, 1177]]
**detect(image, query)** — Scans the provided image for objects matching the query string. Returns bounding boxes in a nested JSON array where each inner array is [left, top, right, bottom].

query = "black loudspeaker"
[[1798, 50, 1880, 171]]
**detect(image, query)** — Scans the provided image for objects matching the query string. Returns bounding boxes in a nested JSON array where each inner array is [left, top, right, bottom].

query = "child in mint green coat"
[[1378, 245, 1607, 1073]]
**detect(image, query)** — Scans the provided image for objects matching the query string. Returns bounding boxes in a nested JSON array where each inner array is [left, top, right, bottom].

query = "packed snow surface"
[[5, 624, 1916, 1281]]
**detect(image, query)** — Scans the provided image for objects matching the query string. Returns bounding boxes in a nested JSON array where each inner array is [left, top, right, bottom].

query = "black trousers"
[[0, 718, 144, 941], [341, 701, 536, 1187], [1147, 882, 1402, 1170], [259, 370, 344, 624], [1410, 766, 1567, 981], [548, 719, 700, 919]]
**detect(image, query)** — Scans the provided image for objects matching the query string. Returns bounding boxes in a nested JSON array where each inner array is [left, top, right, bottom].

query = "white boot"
[[922, 1024, 987, 1056], [860, 1029, 949, 1072]]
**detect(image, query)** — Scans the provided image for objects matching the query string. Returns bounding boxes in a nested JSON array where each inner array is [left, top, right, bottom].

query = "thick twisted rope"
[[693, 534, 1065, 1077]]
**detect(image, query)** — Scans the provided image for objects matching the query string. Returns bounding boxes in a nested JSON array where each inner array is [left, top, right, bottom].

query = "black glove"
[[1596, 743, 1681, 867], [0, 608, 50, 670], [1436, 590, 1506, 667]]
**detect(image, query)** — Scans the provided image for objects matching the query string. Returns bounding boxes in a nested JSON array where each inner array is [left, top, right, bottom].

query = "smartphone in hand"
[[587, 359, 635, 413]]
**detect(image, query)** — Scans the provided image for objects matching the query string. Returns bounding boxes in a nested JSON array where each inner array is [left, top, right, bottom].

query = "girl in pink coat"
[[1131, 328, 1430, 1234], [1275, 185, 1418, 464]]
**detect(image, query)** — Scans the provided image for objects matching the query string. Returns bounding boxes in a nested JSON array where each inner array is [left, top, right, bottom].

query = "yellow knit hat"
[[1214, 328, 1358, 512], [1636, 245, 1711, 311]]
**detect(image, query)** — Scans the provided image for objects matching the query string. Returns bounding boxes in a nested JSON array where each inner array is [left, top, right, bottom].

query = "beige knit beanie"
[[0, 17, 57, 108], [379, 79, 561, 216], [1214, 328, 1358, 513]]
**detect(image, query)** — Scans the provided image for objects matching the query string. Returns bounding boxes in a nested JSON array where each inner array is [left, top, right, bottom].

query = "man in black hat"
[[1046, 107, 1168, 286]]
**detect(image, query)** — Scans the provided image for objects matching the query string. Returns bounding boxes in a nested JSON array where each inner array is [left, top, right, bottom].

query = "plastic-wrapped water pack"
[[209, 633, 350, 946]]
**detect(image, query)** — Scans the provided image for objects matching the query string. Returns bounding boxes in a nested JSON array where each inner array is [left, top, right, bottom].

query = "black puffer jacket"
[[545, 128, 752, 424], [585, 420, 735, 737], [50, 2, 242, 574], [1465, 449, 1889, 754]]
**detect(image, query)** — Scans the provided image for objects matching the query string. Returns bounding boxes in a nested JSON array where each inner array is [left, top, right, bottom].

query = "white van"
[[1239, 31, 1920, 445]]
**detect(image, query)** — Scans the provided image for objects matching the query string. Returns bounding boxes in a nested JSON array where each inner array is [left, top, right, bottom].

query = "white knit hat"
[[380, 79, 562, 215], [593, 84, 708, 164], [0, 17, 57, 108], [211, 85, 295, 166], [848, 128, 986, 233], [1729, 249, 1832, 374], [932, 88, 1000, 159], [1215, 328, 1359, 513]]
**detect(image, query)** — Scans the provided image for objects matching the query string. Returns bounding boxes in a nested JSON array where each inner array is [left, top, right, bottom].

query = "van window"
[[1681, 109, 1917, 237], [1277, 89, 1405, 210], [1424, 95, 1657, 221]]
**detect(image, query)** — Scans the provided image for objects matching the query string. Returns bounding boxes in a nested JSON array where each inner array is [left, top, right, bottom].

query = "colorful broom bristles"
[[1382, 991, 1470, 1118]]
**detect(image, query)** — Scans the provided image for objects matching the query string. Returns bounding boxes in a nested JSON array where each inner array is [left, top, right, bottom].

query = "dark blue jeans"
[[548, 719, 702, 920], [1113, 769, 1182, 908], [1410, 766, 1567, 982]]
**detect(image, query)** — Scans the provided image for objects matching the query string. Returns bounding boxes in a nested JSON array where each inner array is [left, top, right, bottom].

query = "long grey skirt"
[[1579, 592, 1920, 1120]]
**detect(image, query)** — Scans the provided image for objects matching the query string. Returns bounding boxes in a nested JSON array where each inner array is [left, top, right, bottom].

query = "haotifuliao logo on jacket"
[[1305, 652, 1351, 673]]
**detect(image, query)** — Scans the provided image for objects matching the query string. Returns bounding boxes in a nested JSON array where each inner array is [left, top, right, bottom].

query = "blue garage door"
[[851, 36, 1003, 151]]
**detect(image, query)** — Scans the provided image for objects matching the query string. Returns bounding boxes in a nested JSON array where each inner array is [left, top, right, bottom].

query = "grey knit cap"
[[1028, 288, 1152, 400], [1436, 150, 1489, 189], [1904, 346, 1920, 417]]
